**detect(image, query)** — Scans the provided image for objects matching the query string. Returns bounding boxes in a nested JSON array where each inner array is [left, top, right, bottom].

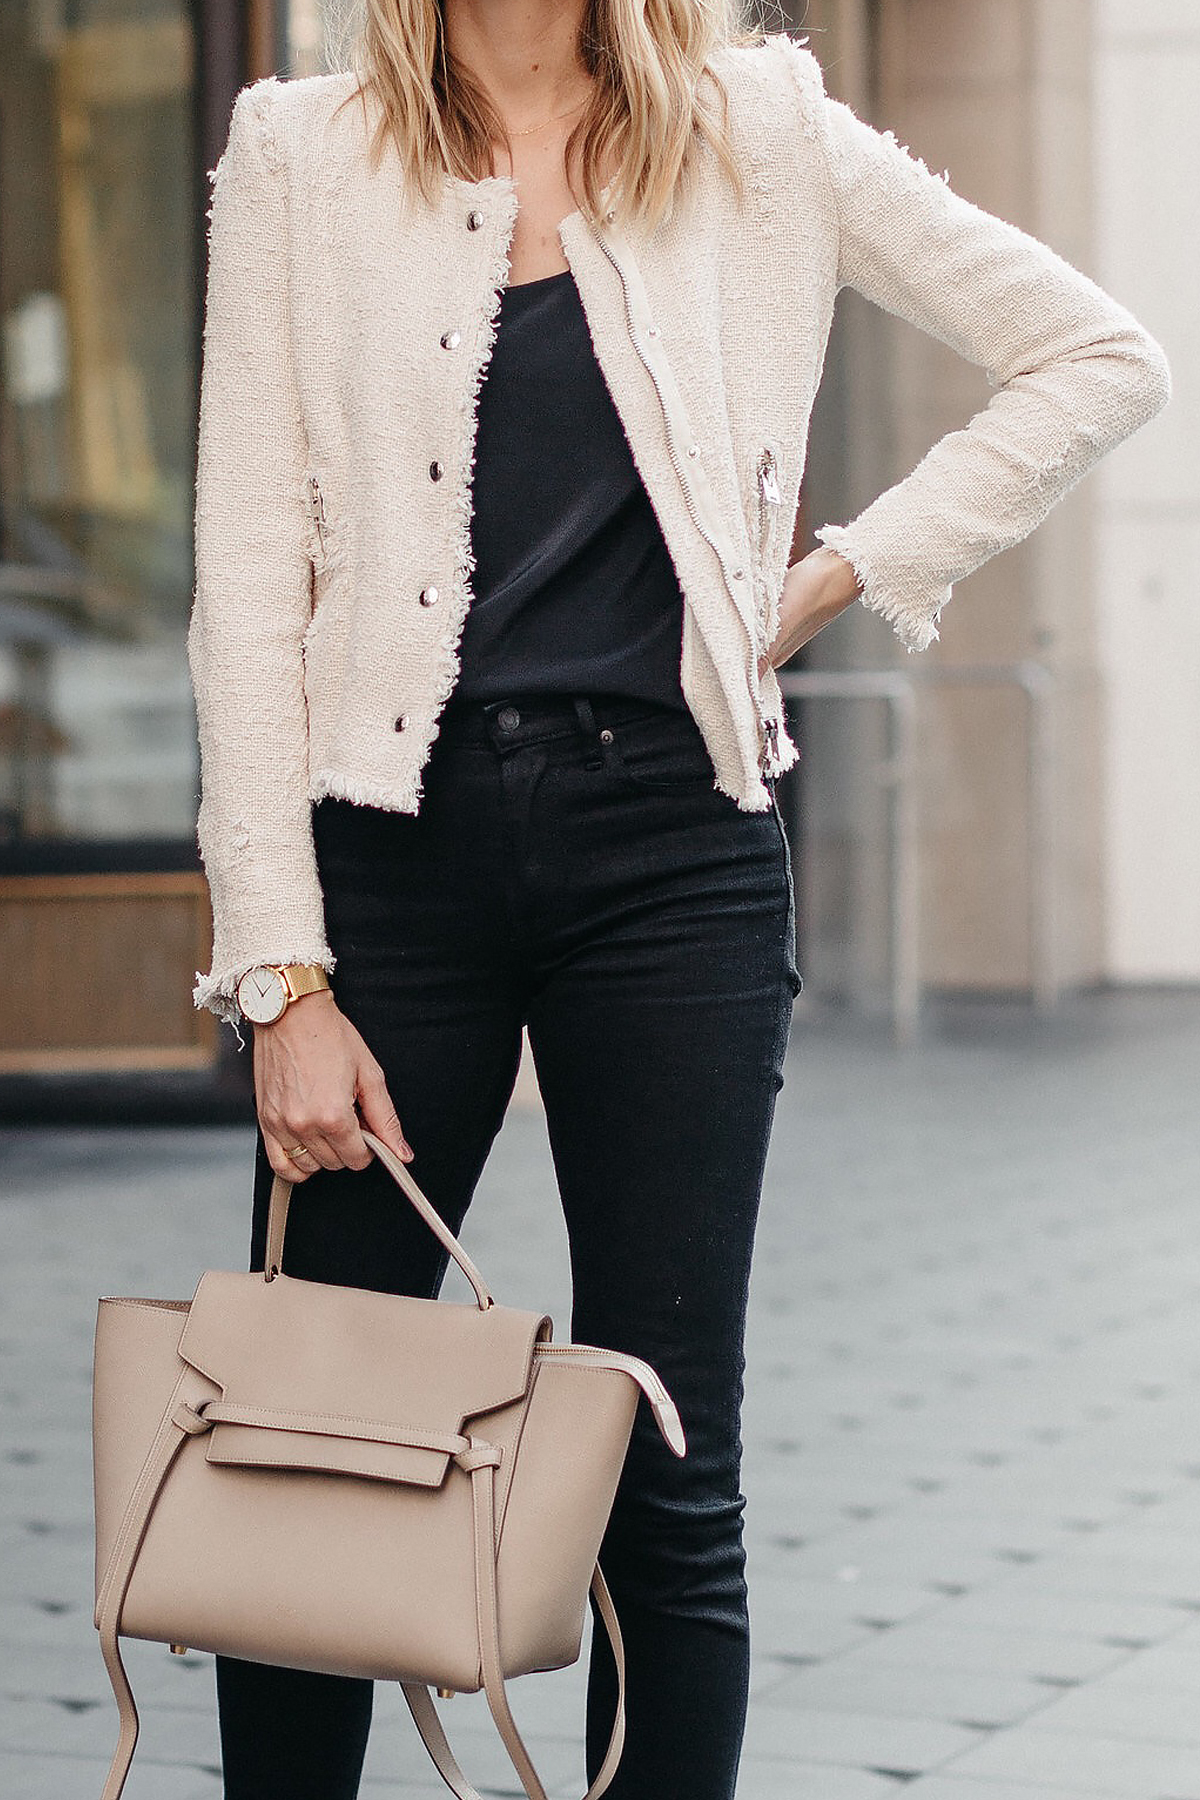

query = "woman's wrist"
[[804, 546, 864, 607], [761, 549, 862, 673]]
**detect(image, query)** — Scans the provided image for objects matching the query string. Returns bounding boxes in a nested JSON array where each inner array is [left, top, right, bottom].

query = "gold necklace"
[[506, 95, 588, 139]]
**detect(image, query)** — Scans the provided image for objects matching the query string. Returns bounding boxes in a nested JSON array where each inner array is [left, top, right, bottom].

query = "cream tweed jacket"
[[189, 31, 1171, 1026]]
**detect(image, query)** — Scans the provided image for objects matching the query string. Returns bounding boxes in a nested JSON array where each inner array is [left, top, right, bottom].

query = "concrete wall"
[[1092, 0, 1200, 981], [793, 0, 1185, 1002]]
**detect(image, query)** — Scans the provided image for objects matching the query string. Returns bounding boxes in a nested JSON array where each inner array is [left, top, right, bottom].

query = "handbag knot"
[[172, 1399, 214, 1436], [454, 1439, 502, 1473]]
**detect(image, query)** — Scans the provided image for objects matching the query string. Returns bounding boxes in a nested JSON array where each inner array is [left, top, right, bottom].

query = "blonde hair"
[[325, 0, 774, 233]]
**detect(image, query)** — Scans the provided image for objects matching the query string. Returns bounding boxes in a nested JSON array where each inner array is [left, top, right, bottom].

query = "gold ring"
[[286, 1143, 310, 1161]]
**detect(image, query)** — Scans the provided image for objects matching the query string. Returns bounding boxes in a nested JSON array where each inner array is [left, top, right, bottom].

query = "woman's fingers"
[[355, 1060, 415, 1163], [261, 1126, 323, 1182], [254, 995, 377, 1179]]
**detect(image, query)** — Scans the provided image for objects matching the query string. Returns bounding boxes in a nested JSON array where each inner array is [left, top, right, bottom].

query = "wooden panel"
[[0, 872, 218, 1071]]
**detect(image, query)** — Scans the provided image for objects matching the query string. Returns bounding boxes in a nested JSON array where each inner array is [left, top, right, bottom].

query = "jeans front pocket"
[[606, 708, 720, 794]]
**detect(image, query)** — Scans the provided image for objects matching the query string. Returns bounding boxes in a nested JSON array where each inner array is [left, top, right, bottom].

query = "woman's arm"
[[188, 79, 335, 1027], [778, 36, 1172, 656]]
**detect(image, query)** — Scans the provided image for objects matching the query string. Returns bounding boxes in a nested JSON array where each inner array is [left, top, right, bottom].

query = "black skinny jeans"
[[215, 691, 803, 1800]]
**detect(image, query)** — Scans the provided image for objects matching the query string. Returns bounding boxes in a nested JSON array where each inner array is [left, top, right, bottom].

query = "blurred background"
[[0, 0, 1191, 1118]]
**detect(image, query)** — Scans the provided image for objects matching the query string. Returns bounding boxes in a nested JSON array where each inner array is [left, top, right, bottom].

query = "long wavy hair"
[[324, 0, 777, 232]]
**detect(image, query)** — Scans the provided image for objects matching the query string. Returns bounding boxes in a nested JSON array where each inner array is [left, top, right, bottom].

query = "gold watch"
[[236, 962, 331, 1025]]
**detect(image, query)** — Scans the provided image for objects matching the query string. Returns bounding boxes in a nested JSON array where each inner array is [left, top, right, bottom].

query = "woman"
[[188, 0, 1170, 1790]]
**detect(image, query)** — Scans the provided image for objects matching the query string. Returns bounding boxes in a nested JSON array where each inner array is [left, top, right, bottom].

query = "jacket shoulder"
[[709, 31, 830, 113], [229, 69, 365, 170], [705, 33, 832, 183]]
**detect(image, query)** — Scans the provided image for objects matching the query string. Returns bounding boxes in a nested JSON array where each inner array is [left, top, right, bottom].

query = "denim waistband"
[[433, 692, 693, 751]]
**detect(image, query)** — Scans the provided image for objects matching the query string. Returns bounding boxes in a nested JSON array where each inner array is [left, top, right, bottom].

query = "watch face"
[[237, 966, 287, 1023]]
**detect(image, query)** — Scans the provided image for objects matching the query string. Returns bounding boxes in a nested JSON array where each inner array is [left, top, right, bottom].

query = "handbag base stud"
[[437, 1687, 455, 1699], [169, 1644, 189, 1656]]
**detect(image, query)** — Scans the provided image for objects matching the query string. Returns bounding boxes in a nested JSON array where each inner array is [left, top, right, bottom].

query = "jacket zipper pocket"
[[307, 474, 327, 562], [757, 447, 781, 520]]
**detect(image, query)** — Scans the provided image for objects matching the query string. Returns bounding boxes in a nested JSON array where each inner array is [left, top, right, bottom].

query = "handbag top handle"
[[264, 1129, 495, 1311]]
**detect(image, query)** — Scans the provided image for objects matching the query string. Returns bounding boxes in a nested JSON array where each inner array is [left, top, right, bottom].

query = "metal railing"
[[774, 662, 1058, 1045]]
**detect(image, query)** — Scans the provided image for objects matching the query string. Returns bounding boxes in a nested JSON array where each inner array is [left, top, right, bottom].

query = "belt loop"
[[573, 696, 604, 770]]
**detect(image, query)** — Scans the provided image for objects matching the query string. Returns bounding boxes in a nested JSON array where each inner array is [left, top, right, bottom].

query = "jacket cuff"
[[813, 521, 946, 653]]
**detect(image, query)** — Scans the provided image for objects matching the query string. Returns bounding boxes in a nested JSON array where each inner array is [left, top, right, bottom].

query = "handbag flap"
[[204, 1419, 459, 1487], [177, 1271, 551, 1486]]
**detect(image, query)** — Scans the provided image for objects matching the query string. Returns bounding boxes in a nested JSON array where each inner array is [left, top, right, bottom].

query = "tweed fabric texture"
[[188, 32, 1171, 1025]]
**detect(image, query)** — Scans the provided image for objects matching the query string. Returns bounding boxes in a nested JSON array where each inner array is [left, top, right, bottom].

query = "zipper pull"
[[308, 475, 326, 553], [758, 715, 779, 774], [757, 451, 781, 508]]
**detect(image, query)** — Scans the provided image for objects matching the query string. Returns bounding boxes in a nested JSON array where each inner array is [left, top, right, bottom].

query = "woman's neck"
[[443, 0, 591, 128]]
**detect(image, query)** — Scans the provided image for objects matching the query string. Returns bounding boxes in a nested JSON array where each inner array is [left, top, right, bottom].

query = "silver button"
[[647, 325, 660, 338], [732, 568, 746, 581], [419, 585, 439, 606], [429, 460, 444, 482], [687, 444, 700, 458], [599, 728, 614, 745], [393, 713, 407, 732], [497, 706, 520, 732], [605, 209, 615, 222], [440, 330, 461, 350], [467, 209, 485, 230]]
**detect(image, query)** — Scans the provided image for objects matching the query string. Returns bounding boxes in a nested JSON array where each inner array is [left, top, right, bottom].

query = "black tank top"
[[452, 267, 688, 710]]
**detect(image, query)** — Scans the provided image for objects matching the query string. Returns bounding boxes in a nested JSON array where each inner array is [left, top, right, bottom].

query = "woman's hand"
[[758, 547, 862, 679], [253, 989, 414, 1182]]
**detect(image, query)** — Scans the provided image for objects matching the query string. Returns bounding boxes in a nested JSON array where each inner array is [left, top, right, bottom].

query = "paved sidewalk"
[[2, 989, 1199, 1799]]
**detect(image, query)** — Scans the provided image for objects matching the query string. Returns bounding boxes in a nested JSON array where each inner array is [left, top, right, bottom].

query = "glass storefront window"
[[0, 0, 197, 845]]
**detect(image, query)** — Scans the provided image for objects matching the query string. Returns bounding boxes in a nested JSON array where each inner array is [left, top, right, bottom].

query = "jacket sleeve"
[[187, 79, 336, 1030], [781, 38, 1172, 653]]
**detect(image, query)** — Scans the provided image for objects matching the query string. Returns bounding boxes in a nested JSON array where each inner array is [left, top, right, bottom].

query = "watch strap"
[[278, 964, 332, 1006]]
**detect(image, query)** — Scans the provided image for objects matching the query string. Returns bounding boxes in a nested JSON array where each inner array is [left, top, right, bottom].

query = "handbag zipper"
[[592, 226, 776, 775], [533, 1342, 687, 1456]]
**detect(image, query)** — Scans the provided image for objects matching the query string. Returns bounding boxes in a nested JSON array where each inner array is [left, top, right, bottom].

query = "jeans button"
[[497, 705, 520, 733]]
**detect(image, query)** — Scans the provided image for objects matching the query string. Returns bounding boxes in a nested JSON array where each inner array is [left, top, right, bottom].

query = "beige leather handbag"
[[92, 1129, 685, 1800]]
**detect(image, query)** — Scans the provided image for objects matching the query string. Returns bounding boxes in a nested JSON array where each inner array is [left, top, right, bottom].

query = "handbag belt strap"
[[95, 1407, 627, 1800], [95, 1374, 217, 1800]]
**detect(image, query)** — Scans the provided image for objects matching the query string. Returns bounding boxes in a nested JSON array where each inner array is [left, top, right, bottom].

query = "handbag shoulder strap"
[[401, 1564, 626, 1800], [400, 1440, 627, 1800]]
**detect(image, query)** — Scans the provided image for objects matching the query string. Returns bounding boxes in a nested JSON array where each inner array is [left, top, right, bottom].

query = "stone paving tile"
[[0, 1753, 220, 1799], [904, 1783, 1123, 1800], [3, 989, 1200, 1797], [733, 1760, 902, 1799], [0, 1692, 219, 1763], [996, 1551, 1200, 1604], [942, 1727, 1200, 1795], [1087, 1641, 1200, 1689], [0, 1639, 215, 1712], [1009, 1675, 1200, 1746], [747, 1568, 946, 1626], [795, 1623, 1131, 1683], [741, 1701, 985, 1771], [754, 1656, 1053, 1728], [916, 1588, 1194, 1644]]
